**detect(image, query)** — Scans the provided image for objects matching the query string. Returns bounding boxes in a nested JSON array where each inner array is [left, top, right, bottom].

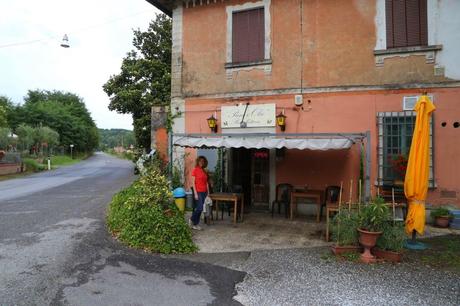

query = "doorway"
[[230, 148, 270, 211]]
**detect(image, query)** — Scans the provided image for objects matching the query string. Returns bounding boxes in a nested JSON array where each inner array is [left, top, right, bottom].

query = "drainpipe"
[[365, 130, 371, 202]]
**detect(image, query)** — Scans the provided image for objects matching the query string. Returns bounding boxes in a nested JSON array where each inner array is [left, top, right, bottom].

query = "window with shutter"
[[385, 0, 428, 49], [232, 8, 264, 63]]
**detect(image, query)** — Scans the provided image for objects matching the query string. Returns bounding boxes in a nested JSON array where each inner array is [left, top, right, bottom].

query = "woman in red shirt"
[[190, 156, 209, 230]]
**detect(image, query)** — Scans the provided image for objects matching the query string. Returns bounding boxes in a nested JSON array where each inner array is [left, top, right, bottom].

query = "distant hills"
[[98, 129, 135, 150]]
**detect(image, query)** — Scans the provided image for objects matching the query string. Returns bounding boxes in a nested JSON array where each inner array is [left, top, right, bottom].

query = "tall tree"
[[103, 14, 172, 150], [0, 96, 14, 128], [12, 90, 99, 153]]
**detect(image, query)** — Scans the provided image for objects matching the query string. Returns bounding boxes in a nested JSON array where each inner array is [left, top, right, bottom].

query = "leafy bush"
[[23, 158, 46, 172], [376, 222, 406, 252], [331, 210, 360, 246], [358, 197, 390, 232], [430, 207, 453, 219], [107, 167, 197, 254]]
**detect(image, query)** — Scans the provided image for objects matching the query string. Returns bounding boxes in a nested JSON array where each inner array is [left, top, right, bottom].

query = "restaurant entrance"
[[230, 148, 270, 211]]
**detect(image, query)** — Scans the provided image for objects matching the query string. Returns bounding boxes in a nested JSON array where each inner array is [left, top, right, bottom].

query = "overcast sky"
[[0, 0, 160, 130]]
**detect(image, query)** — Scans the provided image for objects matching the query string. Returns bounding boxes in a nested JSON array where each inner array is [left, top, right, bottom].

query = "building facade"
[[147, 0, 460, 209]]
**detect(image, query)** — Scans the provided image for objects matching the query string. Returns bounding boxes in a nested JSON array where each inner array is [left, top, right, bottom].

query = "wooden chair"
[[271, 183, 293, 218], [322, 185, 341, 241]]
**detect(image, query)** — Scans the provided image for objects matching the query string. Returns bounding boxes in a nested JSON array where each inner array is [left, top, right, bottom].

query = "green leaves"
[[107, 167, 197, 254], [331, 210, 360, 246], [103, 14, 172, 149], [5, 90, 99, 153], [358, 197, 391, 232]]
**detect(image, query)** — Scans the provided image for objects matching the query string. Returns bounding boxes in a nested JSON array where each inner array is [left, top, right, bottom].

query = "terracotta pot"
[[372, 247, 402, 263], [358, 228, 382, 263], [331, 245, 362, 255], [435, 216, 450, 228]]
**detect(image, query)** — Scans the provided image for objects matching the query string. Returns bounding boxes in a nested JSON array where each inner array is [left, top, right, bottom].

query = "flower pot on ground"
[[430, 207, 453, 228], [374, 222, 405, 262], [357, 197, 390, 263], [330, 210, 362, 255]]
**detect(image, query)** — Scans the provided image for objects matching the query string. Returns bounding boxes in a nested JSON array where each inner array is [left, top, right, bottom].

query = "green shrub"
[[107, 167, 197, 254], [358, 197, 390, 232], [23, 158, 46, 172], [376, 222, 406, 252], [430, 207, 453, 219], [331, 210, 360, 246]]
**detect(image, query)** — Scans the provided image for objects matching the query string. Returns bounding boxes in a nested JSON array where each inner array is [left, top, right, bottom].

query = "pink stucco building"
[[147, 0, 460, 211]]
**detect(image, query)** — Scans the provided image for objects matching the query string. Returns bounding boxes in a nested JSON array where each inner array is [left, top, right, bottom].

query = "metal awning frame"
[[169, 131, 372, 201]]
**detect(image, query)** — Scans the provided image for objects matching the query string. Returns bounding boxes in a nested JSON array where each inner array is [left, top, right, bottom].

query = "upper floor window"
[[385, 0, 428, 48], [232, 8, 265, 63]]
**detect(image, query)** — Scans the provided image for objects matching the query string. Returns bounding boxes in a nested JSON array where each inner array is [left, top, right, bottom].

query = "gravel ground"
[[232, 247, 460, 306]]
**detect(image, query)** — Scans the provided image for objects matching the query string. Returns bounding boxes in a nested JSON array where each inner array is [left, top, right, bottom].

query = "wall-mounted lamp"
[[276, 111, 287, 132], [207, 114, 218, 133]]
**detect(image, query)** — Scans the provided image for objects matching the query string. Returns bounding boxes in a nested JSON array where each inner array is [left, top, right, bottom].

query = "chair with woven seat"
[[271, 183, 293, 218]]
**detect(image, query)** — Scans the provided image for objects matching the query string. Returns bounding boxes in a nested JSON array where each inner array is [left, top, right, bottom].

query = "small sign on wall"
[[221, 103, 276, 128]]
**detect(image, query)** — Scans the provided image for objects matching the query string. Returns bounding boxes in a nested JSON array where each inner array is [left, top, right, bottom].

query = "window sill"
[[373, 45, 442, 67], [225, 59, 272, 69], [374, 45, 443, 56]]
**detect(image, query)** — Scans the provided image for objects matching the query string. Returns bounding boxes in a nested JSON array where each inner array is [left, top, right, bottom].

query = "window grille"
[[377, 111, 434, 187]]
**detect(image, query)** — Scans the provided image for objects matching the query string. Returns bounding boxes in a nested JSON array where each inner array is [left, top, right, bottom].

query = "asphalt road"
[[0, 153, 244, 305]]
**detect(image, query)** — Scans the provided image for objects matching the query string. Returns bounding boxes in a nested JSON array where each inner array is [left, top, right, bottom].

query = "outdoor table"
[[208, 192, 244, 224], [290, 189, 323, 222]]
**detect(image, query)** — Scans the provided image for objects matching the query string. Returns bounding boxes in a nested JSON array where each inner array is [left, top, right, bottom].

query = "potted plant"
[[357, 197, 390, 263], [373, 222, 405, 262], [430, 207, 453, 228], [330, 210, 362, 255]]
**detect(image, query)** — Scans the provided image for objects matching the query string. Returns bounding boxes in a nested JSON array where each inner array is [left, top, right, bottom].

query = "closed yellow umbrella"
[[404, 95, 435, 236]]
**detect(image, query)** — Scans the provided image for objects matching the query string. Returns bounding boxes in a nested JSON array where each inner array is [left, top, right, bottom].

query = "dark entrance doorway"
[[231, 148, 252, 211], [230, 148, 270, 211], [251, 149, 270, 210]]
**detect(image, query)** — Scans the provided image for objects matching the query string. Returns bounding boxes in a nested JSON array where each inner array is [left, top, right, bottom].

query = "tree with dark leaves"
[[103, 14, 172, 150]]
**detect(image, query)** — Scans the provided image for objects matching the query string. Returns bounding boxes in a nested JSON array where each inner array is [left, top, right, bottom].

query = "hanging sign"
[[221, 103, 276, 128]]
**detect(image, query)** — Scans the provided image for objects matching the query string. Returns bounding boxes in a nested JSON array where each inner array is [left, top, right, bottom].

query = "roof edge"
[[145, 0, 173, 17]]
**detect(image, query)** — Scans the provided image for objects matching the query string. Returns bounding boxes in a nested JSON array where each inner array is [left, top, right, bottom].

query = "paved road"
[[0, 153, 244, 305]]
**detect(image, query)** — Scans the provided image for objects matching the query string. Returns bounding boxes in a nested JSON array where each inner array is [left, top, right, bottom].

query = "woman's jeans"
[[191, 192, 207, 225]]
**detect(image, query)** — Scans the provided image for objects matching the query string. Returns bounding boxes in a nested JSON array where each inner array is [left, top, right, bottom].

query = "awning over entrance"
[[172, 133, 365, 150]]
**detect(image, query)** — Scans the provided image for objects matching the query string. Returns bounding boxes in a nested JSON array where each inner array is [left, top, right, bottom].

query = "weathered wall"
[[182, 87, 460, 206], [181, 0, 456, 97]]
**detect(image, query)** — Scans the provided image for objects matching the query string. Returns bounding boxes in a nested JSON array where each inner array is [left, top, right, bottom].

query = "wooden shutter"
[[419, 0, 428, 46], [392, 0, 408, 47], [385, 0, 394, 48], [385, 0, 428, 48], [232, 8, 265, 63]]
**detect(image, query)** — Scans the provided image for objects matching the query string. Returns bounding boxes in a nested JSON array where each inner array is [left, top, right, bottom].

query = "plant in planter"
[[374, 222, 406, 262], [430, 207, 453, 228], [330, 210, 361, 255], [357, 197, 390, 263]]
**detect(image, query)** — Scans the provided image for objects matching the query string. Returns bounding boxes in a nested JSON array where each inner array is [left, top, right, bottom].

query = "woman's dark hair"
[[195, 156, 208, 168]]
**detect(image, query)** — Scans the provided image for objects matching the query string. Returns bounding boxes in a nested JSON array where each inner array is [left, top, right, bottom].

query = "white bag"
[[203, 196, 212, 215]]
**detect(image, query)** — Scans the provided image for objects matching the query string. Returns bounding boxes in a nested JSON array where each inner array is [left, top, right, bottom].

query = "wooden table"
[[208, 192, 244, 224], [290, 189, 323, 222]]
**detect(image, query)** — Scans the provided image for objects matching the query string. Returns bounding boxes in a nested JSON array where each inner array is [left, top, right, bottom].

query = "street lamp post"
[[70, 144, 74, 159]]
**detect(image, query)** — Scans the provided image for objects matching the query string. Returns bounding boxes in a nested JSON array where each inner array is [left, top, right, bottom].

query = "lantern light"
[[276, 111, 287, 132], [207, 114, 218, 133]]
